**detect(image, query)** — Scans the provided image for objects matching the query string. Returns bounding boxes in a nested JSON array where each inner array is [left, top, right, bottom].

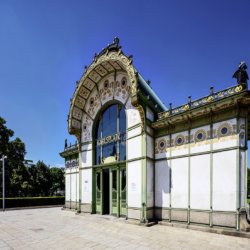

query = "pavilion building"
[[60, 38, 250, 231]]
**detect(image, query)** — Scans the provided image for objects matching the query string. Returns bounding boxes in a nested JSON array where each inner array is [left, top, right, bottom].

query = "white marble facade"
[[155, 118, 247, 219], [64, 57, 248, 229]]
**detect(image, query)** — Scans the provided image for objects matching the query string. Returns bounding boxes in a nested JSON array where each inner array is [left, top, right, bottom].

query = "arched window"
[[95, 104, 126, 165]]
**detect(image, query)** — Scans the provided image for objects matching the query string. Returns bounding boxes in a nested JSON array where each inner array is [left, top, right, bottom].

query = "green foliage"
[[0, 196, 65, 208], [247, 168, 250, 202], [0, 117, 65, 198]]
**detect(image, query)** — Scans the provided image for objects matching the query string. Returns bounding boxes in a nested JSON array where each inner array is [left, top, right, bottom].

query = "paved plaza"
[[0, 207, 250, 250]]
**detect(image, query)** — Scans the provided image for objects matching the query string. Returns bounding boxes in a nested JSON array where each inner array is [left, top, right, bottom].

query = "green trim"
[[127, 132, 143, 141], [65, 171, 79, 175], [245, 115, 248, 207], [81, 148, 92, 152], [169, 133, 172, 222], [79, 166, 92, 170], [155, 207, 237, 214], [236, 117, 240, 231], [78, 147, 82, 212], [209, 120, 213, 227], [81, 141, 92, 146], [155, 110, 239, 138], [188, 128, 191, 224], [127, 207, 142, 210], [127, 123, 141, 132], [155, 146, 245, 161]]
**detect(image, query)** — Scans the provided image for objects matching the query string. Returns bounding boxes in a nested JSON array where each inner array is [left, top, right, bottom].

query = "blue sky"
[[0, 0, 250, 166]]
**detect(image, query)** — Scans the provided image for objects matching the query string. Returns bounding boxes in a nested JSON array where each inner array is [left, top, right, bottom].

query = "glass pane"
[[103, 142, 117, 160], [120, 139, 126, 161], [112, 171, 117, 190], [96, 117, 102, 140], [121, 169, 126, 190], [96, 172, 101, 190], [119, 107, 126, 133], [102, 104, 117, 137], [95, 146, 101, 165]]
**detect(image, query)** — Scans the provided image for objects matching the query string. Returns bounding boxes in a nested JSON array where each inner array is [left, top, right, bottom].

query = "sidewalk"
[[0, 207, 249, 249]]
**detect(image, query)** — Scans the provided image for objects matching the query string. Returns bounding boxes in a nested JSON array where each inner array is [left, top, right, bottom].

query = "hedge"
[[0, 196, 65, 208]]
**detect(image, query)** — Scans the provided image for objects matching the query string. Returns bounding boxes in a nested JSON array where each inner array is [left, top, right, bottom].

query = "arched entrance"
[[93, 103, 127, 216]]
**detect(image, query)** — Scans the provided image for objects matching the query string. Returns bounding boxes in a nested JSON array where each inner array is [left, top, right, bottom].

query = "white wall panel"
[[127, 136, 142, 160], [81, 168, 92, 203], [213, 150, 236, 211], [147, 160, 154, 207], [239, 118, 246, 148], [190, 155, 210, 210], [147, 135, 154, 159], [82, 142, 92, 151], [190, 125, 210, 154], [155, 160, 170, 207], [71, 173, 77, 201], [76, 173, 79, 201], [155, 135, 170, 159], [171, 131, 189, 157], [213, 119, 237, 150], [171, 158, 188, 208], [126, 98, 141, 128], [81, 150, 92, 168], [146, 107, 154, 122], [128, 160, 142, 207], [240, 150, 246, 207], [127, 126, 141, 139], [66, 174, 71, 200]]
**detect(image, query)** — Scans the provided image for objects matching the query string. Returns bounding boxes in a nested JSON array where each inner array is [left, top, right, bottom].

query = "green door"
[[96, 171, 101, 213], [111, 169, 118, 215], [120, 168, 126, 216]]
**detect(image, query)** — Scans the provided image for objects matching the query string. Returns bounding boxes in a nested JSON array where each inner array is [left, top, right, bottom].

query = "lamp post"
[[1, 155, 7, 212]]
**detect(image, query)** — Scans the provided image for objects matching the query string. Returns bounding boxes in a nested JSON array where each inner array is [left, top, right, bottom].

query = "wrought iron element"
[[233, 61, 249, 84], [158, 83, 247, 120], [65, 160, 79, 168], [64, 143, 78, 151], [97, 132, 126, 146]]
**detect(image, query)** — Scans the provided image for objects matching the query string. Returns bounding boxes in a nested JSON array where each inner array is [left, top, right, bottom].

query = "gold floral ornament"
[[175, 134, 185, 146], [158, 138, 166, 153], [194, 129, 206, 142], [207, 96, 214, 102], [217, 122, 232, 138], [182, 104, 189, 111], [235, 85, 243, 93]]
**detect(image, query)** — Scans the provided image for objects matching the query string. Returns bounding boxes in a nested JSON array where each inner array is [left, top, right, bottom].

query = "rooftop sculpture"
[[233, 61, 249, 85]]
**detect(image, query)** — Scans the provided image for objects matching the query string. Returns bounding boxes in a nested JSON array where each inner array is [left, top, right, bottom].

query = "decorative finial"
[[188, 96, 191, 104], [232, 61, 249, 85], [210, 86, 214, 95], [146, 80, 151, 86], [113, 37, 119, 46]]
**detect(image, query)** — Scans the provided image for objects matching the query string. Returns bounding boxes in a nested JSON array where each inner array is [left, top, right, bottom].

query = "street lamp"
[[1, 155, 7, 212]]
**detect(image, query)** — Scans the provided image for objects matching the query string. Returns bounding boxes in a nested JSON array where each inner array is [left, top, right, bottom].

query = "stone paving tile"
[[0, 208, 250, 249]]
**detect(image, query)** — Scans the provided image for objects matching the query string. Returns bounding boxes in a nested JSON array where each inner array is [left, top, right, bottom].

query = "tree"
[[0, 117, 26, 197], [49, 167, 65, 195], [0, 117, 65, 198]]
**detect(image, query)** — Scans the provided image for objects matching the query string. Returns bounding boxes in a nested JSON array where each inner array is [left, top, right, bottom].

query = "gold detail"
[[217, 92, 224, 97], [194, 129, 206, 142], [217, 122, 232, 138], [68, 50, 138, 137], [235, 85, 243, 93], [207, 96, 214, 102], [175, 134, 185, 146], [182, 104, 189, 111]]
